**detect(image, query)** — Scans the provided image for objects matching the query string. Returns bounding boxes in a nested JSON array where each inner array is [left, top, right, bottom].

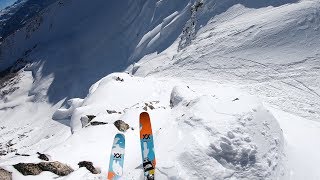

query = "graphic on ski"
[[108, 133, 125, 180], [140, 112, 156, 180]]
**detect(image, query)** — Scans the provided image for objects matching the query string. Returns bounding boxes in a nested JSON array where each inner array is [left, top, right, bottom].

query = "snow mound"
[[50, 73, 285, 179], [169, 85, 196, 107], [52, 98, 84, 120], [159, 92, 285, 179]]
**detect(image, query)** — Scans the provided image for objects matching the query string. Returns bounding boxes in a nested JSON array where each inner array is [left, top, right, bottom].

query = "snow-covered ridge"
[[1, 73, 285, 179], [0, 0, 59, 40]]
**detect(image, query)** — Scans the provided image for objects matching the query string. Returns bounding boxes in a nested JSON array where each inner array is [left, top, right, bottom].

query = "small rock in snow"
[[107, 110, 118, 114], [232, 98, 240, 101], [87, 115, 96, 121], [148, 104, 155, 110], [80, 115, 96, 127], [90, 121, 108, 126], [143, 106, 148, 111], [78, 161, 100, 174], [0, 167, 12, 180], [114, 120, 130, 132], [143, 103, 155, 111], [80, 116, 90, 127], [15, 153, 30, 156], [37, 152, 50, 161], [115, 77, 124, 82]]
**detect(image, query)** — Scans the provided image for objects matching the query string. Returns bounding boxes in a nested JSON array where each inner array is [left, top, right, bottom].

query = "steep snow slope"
[[0, 0, 320, 179], [133, 0, 320, 121], [0, 0, 59, 40], [0, 0, 194, 102]]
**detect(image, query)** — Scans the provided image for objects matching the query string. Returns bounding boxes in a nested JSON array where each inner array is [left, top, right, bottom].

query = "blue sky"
[[0, 0, 17, 10]]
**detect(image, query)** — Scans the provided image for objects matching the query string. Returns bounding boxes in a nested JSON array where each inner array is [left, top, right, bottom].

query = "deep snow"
[[0, 0, 320, 179]]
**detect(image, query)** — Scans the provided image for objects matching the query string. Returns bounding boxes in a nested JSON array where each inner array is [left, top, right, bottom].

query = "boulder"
[[38, 161, 73, 176], [78, 161, 100, 174], [114, 120, 129, 132], [14, 161, 73, 176], [13, 163, 42, 176], [80, 115, 96, 127], [0, 167, 12, 180]]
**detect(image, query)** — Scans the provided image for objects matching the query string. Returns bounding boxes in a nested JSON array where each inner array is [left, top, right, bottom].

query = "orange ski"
[[140, 112, 156, 180]]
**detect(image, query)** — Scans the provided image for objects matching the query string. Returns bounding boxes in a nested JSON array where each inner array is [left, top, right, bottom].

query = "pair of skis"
[[107, 112, 156, 180]]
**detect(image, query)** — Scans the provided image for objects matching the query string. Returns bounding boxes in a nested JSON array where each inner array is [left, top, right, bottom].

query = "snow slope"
[[132, 0, 320, 121], [0, 0, 320, 179], [268, 106, 320, 180], [1, 73, 286, 179]]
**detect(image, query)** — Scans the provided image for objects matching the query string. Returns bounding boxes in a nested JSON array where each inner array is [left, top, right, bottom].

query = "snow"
[[0, 73, 286, 179], [268, 106, 320, 180], [0, 0, 320, 179]]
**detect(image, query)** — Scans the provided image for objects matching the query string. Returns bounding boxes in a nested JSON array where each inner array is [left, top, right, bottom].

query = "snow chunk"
[[157, 94, 285, 179], [169, 85, 196, 107], [52, 98, 84, 120]]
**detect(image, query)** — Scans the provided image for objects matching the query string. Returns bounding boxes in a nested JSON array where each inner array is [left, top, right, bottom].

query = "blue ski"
[[108, 133, 125, 180]]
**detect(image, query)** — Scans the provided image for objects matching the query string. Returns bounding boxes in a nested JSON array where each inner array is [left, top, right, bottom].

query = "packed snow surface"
[[0, 0, 320, 179]]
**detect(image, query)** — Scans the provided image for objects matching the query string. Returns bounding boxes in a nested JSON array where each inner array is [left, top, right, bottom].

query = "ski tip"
[[140, 112, 149, 118], [115, 133, 125, 139]]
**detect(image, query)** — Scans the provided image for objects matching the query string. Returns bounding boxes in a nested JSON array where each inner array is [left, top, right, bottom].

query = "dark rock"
[[90, 121, 108, 126], [107, 110, 117, 114], [87, 115, 96, 121], [38, 161, 73, 176], [37, 152, 50, 161], [80, 116, 90, 127], [13, 163, 43, 176], [78, 161, 100, 174], [143, 102, 155, 111], [148, 105, 155, 110], [0, 167, 12, 180], [0, 150, 7, 156], [115, 77, 124, 82], [143, 106, 148, 111], [80, 115, 96, 127], [14, 161, 73, 176], [232, 98, 239, 101], [6, 140, 15, 147], [114, 120, 130, 132], [15, 153, 30, 156]]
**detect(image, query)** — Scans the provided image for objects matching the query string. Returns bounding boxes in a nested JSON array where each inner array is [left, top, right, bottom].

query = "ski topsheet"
[[140, 112, 156, 180], [108, 133, 125, 180]]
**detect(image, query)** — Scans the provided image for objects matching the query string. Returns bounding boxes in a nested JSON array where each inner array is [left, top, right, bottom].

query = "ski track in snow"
[[144, 53, 320, 121]]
